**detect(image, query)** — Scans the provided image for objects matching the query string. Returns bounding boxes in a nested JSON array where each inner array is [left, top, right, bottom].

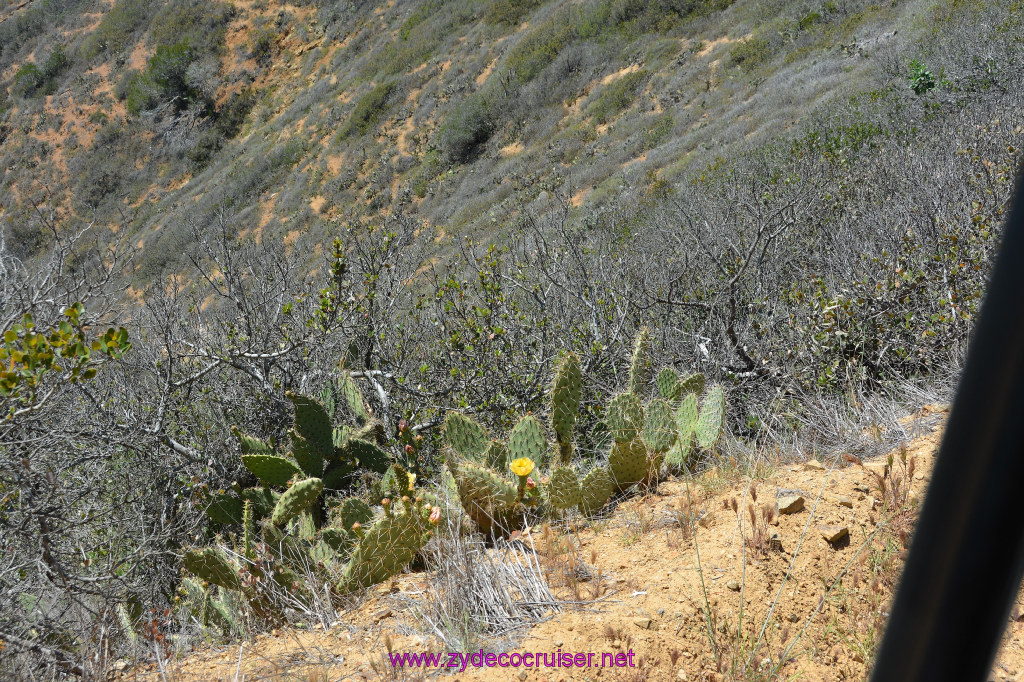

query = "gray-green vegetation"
[[0, 0, 1022, 677]]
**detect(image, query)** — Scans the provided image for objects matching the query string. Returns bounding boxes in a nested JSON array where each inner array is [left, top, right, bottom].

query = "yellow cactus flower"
[[509, 457, 535, 477]]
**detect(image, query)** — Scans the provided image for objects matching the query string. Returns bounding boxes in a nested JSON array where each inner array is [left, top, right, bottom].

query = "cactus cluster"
[[442, 351, 616, 537], [603, 329, 728, 489], [181, 374, 444, 631]]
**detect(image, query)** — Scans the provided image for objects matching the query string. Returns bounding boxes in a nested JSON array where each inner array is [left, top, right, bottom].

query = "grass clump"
[[587, 69, 649, 124]]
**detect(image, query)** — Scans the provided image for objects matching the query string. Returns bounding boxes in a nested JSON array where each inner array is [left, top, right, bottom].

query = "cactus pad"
[[656, 367, 681, 401], [337, 500, 434, 593], [628, 327, 653, 395], [696, 385, 725, 450], [242, 454, 302, 488], [547, 466, 582, 510], [331, 497, 374, 531], [183, 547, 241, 591], [607, 393, 643, 444], [609, 438, 648, 489], [443, 412, 490, 462], [271, 478, 323, 527], [578, 467, 614, 516], [338, 372, 369, 423], [642, 398, 677, 454], [679, 373, 705, 396], [508, 415, 547, 465], [231, 427, 273, 455], [485, 440, 509, 470], [206, 493, 244, 525], [675, 393, 699, 441], [287, 392, 334, 461], [550, 352, 582, 453], [289, 429, 325, 479], [449, 460, 519, 535], [343, 437, 390, 474], [240, 486, 277, 520]]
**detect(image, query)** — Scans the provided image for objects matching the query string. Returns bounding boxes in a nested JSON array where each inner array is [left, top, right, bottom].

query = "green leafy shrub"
[[11, 46, 70, 99], [728, 35, 772, 70], [81, 0, 153, 59], [339, 81, 397, 139], [438, 89, 503, 163], [249, 25, 276, 65], [484, 0, 545, 26], [149, 0, 234, 58], [908, 59, 936, 95]]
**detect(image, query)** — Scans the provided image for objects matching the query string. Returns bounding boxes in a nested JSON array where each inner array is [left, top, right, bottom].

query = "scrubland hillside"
[[2, 0, 1024, 679]]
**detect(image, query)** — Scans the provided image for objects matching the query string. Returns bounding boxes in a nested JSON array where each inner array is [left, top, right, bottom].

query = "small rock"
[[837, 496, 854, 508], [788, 613, 800, 623], [804, 459, 825, 471], [727, 580, 740, 591], [519, 672, 529, 681], [778, 495, 805, 514], [634, 617, 653, 629], [819, 524, 849, 543], [554, 640, 563, 647], [678, 670, 688, 680], [658, 608, 665, 615]]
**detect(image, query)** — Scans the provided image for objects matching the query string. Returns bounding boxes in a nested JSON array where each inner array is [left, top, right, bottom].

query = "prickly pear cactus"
[[231, 427, 273, 455], [271, 478, 324, 527], [547, 466, 582, 510], [242, 500, 255, 560], [240, 454, 302, 488], [448, 460, 519, 536], [628, 327, 653, 396], [679, 373, 705, 396], [578, 467, 615, 516], [289, 428, 325, 478], [607, 393, 643, 444], [550, 352, 582, 464], [206, 492, 245, 526], [696, 386, 725, 450], [331, 497, 374, 531], [337, 497, 438, 593], [342, 437, 390, 474], [656, 367, 681, 402], [508, 415, 547, 465], [443, 412, 490, 462], [666, 393, 700, 471], [484, 440, 509, 470], [609, 438, 648, 489], [338, 371, 369, 424], [183, 547, 242, 591], [642, 398, 677, 454], [287, 392, 334, 467]]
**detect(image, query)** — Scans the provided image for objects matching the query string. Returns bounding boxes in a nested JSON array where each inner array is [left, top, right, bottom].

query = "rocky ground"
[[124, 404, 1024, 681]]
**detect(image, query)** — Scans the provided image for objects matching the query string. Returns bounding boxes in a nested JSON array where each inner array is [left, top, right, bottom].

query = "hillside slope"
[[2, 0, 1019, 281]]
